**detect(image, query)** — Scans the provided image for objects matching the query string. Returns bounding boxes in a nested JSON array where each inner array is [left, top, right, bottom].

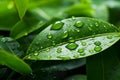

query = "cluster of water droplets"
[[27, 18, 120, 60]]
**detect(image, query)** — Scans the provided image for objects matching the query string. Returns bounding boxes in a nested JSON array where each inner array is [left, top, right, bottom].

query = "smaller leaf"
[[14, 0, 29, 19], [0, 49, 32, 74]]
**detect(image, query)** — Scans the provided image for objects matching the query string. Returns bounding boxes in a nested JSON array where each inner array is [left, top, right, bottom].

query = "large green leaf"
[[14, 0, 29, 19], [0, 49, 32, 74], [86, 41, 120, 80], [26, 17, 120, 60]]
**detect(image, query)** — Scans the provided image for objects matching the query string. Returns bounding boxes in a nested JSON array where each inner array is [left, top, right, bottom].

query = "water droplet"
[[81, 42, 86, 46], [47, 34, 53, 39], [66, 43, 78, 50], [74, 21, 83, 28], [51, 21, 64, 30], [90, 24, 93, 27], [27, 56, 31, 59], [34, 52, 39, 56], [94, 41, 101, 46], [76, 29, 80, 32], [1, 38, 6, 42], [46, 48, 50, 52], [57, 56, 71, 60], [94, 46, 102, 52], [89, 50, 94, 53], [68, 37, 75, 43], [107, 35, 112, 39], [73, 54, 79, 58], [62, 31, 68, 39], [78, 48, 84, 53], [57, 48, 62, 53], [80, 53, 86, 56], [72, 16, 76, 20]]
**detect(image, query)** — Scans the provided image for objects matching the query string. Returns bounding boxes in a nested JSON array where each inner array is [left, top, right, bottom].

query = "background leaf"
[[0, 49, 32, 74], [14, 0, 29, 19], [26, 17, 120, 60]]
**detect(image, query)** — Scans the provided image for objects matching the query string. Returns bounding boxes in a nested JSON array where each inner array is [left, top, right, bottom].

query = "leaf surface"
[[26, 17, 120, 60]]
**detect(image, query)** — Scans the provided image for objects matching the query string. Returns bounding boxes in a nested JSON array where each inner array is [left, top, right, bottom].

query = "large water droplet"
[[66, 43, 78, 50], [94, 46, 102, 52], [57, 48, 62, 53], [51, 21, 64, 30], [94, 41, 101, 46], [62, 31, 68, 39], [74, 21, 83, 28], [107, 35, 112, 39], [47, 34, 53, 39], [78, 48, 84, 53], [68, 37, 75, 43]]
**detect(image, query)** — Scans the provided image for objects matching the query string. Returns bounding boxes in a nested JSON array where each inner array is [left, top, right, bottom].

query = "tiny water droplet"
[[76, 29, 80, 32], [51, 21, 64, 30], [1, 38, 6, 42], [90, 24, 93, 27], [73, 54, 79, 58], [62, 31, 68, 39], [80, 53, 86, 56], [72, 16, 76, 20], [81, 42, 86, 46], [34, 52, 39, 56], [94, 46, 102, 52], [46, 48, 50, 52], [74, 21, 83, 28], [27, 56, 31, 59], [68, 37, 75, 43], [57, 48, 62, 53], [88, 27, 92, 31], [47, 34, 53, 39], [94, 41, 101, 46], [78, 48, 84, 53], [107, 35, 112, 39], [66, 43, 78, 50], [89, 50, 94, 53], [57, 56, 71, 60]]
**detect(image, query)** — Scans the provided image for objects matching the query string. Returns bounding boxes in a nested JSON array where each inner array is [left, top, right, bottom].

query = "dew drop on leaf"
[[89, 50, 94, 53], [62, 31, 69, 39], [68, 37, 75, 43], [51, 21, 64, 30], [73, 54, 79, 58], [80, 53, 86, 56], [57, 48, 62, 53], [81, 42, 86, 46], [47, 34, 53, 39], [107, 35, 113, 39], [78, 48, 84, 53], [34, 52, 39, 56], [94, 41, 101, 46], [94, 46, 102, 52], [74, 21, 83, 28], [66, 43, 78, 50], [95, 22, 98, 26]]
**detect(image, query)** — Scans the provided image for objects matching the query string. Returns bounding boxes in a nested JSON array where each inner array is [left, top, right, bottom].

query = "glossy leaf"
[[26, 17, 120, 60], [14, 0, 29, 19], [0, 1, 19, 31], [0, 49, 32, 74], [86, 41, 120, 80], [10, 18, 45, 39]]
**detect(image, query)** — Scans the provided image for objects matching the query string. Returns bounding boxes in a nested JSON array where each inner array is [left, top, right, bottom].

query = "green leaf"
[[26, 17, 120, 60], [0, 1, 19, 31], [10, 18, 45, 39], [65, 75, 87, 80], [86, 41, 120, 80], [0, 49, 32, 74], [14, 0, 29, 19]]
